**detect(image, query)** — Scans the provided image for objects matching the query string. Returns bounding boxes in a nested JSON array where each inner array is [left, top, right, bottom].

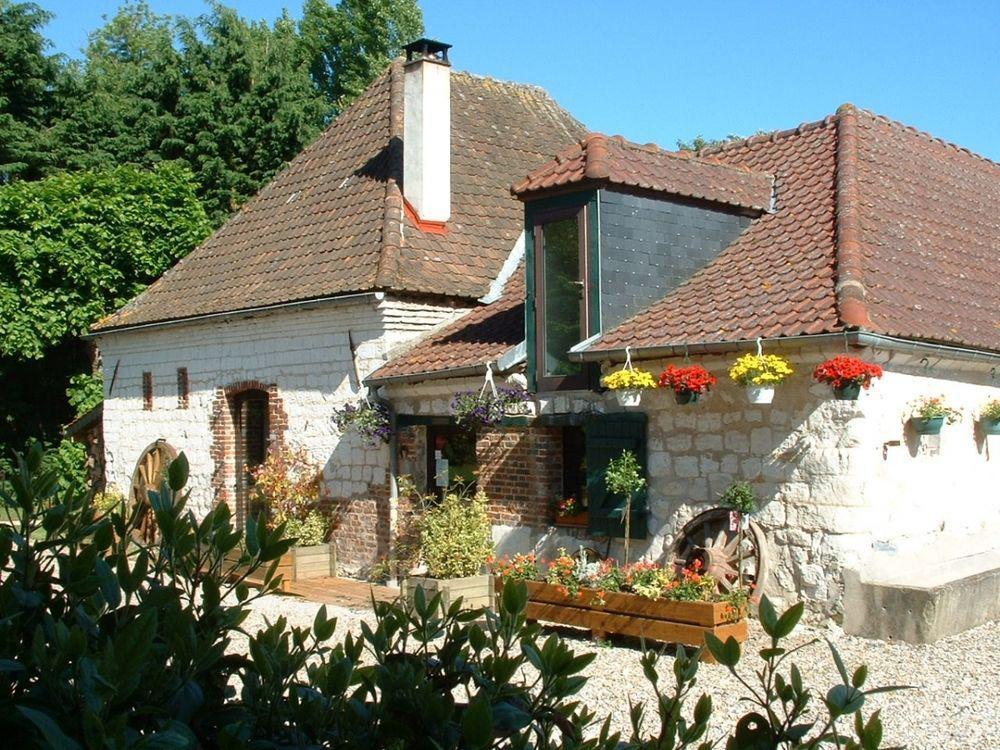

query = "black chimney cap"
[[403, 38, 451, 65]]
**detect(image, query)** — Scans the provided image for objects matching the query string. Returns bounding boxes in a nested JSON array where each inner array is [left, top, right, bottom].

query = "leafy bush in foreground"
[[0, 445, 906, 748]]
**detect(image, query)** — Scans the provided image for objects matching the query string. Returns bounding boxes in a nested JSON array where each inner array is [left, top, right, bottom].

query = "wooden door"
[[232, 390, 269, 525]]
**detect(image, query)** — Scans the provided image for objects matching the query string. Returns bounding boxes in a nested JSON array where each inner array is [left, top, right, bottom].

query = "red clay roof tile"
[[368, 264, 525, 381], [512, 133, 774, 212], [94, 64, 583, 331]]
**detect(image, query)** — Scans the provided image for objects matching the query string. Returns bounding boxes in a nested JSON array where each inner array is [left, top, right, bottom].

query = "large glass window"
[[535, 207, 589, 389]]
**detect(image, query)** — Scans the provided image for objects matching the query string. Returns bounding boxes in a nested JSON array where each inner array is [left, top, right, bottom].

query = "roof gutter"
[[571, 331, 1000, 367], [83, 291, 384, 339], [368, 342, 527, 387]]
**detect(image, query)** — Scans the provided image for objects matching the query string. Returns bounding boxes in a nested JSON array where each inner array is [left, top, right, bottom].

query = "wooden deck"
[[285, 576, 398, 609]]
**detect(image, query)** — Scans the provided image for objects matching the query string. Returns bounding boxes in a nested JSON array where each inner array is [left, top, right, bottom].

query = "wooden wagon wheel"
[[129, 441, 176, 545], [670, 509, 771, 601]]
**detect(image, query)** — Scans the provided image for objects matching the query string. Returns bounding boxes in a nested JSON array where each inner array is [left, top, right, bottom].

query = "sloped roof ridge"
[[692, 113, 839, 158], [601, 132, 768, 176], [849, 104, 1000, 171]]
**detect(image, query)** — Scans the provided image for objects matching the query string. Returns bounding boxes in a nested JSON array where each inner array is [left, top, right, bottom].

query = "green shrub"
[[720, 480, 759, 514], [0, 444, 907, 749], [283, 508, 328, 547], [419, 489, 493, 578], [92, 485, 126, 515]]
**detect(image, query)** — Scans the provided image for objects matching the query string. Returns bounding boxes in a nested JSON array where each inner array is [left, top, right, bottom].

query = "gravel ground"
[[240, 594, 1000, 749]]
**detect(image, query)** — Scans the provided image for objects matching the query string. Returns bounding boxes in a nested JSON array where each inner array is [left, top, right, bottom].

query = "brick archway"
[[210, 380, 288, 516]]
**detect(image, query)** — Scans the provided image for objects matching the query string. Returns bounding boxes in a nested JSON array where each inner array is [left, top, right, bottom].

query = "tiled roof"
[[94, 63, 583, 331], [380, 104, 1000, 381], [512, 133, 774, 213], [589, 105, 1000, 355], [368, 263, 525, 382], [589, 116, 841, 350]]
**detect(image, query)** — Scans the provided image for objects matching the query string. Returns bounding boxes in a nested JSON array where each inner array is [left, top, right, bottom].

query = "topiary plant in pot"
[[403, 488, 495, 610]]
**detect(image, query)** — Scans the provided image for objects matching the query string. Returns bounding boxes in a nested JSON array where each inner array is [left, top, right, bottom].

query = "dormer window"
[[533, 202, 593, 390]]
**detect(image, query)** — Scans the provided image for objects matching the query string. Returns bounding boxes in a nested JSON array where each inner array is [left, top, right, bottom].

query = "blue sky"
[[43, 0, 1000, 160]]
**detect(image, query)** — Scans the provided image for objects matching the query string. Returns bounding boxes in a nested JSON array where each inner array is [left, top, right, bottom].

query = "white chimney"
[[403, 39, 451, 223]]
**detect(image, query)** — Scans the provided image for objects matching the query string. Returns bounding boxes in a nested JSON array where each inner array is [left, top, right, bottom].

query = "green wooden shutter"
[[586, 412, 648, 539]]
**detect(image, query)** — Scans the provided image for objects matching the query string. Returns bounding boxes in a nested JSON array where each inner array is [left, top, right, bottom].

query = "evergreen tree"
[[0, 0, 60, 181]]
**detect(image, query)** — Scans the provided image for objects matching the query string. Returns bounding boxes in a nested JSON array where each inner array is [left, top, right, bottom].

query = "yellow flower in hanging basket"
[[601, 367, 658, 391], [728, 353, 794, 386]]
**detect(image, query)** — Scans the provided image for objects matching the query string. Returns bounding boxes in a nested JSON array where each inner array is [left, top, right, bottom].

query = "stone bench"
[[843, 548, 1000, 644]]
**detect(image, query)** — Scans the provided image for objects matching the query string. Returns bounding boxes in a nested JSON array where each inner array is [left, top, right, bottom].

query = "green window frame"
[[585, 412, 648, 539], [524, 192, 601, 392]]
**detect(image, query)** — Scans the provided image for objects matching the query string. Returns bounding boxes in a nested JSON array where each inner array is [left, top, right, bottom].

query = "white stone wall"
[[387, 345, 1000, 617], [98, 295, 466, 517]]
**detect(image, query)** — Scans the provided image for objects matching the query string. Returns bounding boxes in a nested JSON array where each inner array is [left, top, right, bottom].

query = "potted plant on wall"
[[979, 399, 1000, 436], [403, 488, 495, 610], [812, 355, 883, 400], [658, 364, 717, 405], [333, 399, 391, 445], [554, 495, 587, 526], [910, 396, 962, 435], [228, 447, 336, 589], [729, 353, 794, 404], [605, 449, 646, 565], [601, 367, 657, 407]]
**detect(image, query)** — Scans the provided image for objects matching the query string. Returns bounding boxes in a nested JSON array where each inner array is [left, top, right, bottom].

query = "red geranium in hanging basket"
[[659, 364, 717, 404], [812, 356, 883, 399]]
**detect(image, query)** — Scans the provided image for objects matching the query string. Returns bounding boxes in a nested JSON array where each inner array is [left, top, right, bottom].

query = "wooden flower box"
[[403, 574, 495, 610], [226, 542, 337, 592], [506, 579, 747, 662]]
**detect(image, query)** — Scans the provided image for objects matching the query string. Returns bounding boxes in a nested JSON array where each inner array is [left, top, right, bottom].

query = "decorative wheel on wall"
[[129, 440, 177, 544], [670, 508, 771, 600]]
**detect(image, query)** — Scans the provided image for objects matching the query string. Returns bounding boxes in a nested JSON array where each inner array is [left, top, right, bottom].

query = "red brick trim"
[[209, 380, 288, 513]]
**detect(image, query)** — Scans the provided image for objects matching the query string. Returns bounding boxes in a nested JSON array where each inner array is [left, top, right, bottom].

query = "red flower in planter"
[[658, 364, 717, 394], [812, 355, 883, 390]]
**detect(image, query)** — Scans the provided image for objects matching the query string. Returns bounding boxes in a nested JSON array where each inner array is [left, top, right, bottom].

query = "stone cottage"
[[92, 40, 1000, 639]]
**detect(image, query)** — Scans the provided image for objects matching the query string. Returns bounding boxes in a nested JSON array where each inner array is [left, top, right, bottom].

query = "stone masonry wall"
[[385, 346, 1000, 618], [98, 295, 466, 574]]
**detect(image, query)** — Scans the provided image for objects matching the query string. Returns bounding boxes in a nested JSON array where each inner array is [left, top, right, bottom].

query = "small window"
[[177, 368, 189, 409], [142, 372, 153, 411], [534, 205, 591, 390], [426, 425, 478, 497]]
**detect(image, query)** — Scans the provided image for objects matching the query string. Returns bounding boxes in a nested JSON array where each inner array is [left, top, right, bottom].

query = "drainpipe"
[[385, 395, 401, 589]]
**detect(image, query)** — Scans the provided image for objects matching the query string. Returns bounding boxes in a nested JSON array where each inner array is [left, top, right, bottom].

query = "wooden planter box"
[[402, 574, 494, 610], [226, 542, 336, 592], [508, 579, 747, 662]]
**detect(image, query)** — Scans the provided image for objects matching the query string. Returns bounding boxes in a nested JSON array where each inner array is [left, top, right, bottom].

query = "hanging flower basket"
[[658, 364, 716, 406], [451, 386, 530, 429], [729, 352, 794, 404], [601, 354, 657, 408], [332, 400, 391, 446], [812, 355, 883, 400]]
